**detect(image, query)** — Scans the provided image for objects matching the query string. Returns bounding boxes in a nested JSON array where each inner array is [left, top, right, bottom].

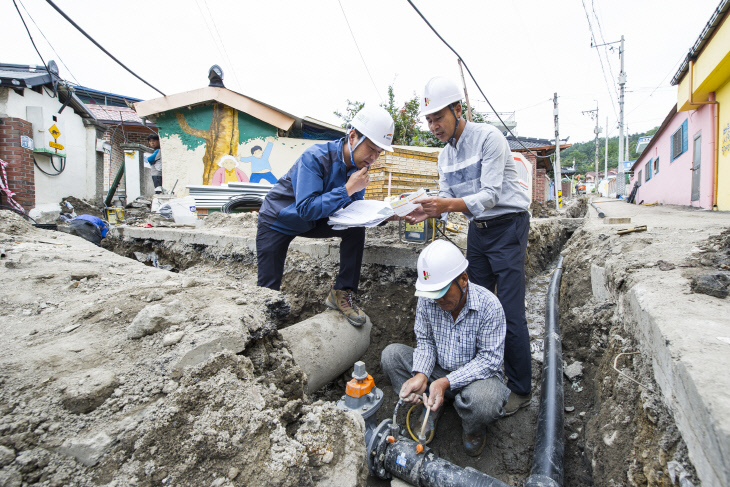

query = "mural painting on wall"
[[213, 155, 249, 185], [172, 103, 280, 186], [240, 142, 277, 184], [176, 103, 240, 185]]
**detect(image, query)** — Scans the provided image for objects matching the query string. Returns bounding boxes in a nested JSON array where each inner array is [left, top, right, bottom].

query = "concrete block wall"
[[0, 117, 35, 210]]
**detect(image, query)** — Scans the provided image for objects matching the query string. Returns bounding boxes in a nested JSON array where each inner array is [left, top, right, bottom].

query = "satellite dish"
[[47, 60, 59, 77], [208, 65, 225, 88]]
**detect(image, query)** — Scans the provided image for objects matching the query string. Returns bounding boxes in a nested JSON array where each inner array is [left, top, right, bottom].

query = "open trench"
[[94, 201, 698, 486]]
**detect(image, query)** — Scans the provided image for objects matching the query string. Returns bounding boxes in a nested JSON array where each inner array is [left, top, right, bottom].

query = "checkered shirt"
[[411, 281, 506, 390]]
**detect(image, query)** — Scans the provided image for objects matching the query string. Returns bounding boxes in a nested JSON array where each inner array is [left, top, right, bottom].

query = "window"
[[645, 160, 652, 182], [638, 170, 642, 186], [654, 157, 659, 175], [671, 119, 688, 161]]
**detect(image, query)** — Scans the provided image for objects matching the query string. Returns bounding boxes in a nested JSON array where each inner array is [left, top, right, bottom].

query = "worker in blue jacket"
[[257, 106, 394, 326]]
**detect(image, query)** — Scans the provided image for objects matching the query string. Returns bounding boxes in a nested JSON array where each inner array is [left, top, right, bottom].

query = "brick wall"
[[0, 117, 35, 211], [103, 126, 156, 192], [534, 168, 548, 203]]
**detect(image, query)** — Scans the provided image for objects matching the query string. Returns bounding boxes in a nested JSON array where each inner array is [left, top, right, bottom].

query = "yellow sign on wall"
[[49, 141, 64, 150], [48, 124, 62, 139]]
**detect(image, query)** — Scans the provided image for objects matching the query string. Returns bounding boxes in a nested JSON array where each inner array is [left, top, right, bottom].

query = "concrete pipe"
[[280, 310, 372, 393]]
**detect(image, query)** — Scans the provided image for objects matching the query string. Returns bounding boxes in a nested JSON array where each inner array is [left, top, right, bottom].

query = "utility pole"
[[554, 92, 561, 210], [604, 116, 608, 194], [625, 128, 629, 161], [582, 102, 601, 195], [458, 59, 473, 122], [617, 35, 626, 196], [593, 35, 626, 195]]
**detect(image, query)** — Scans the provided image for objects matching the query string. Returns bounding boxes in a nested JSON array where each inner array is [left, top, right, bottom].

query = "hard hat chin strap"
[[347, 127, 366, 165], [447, 104, 462, 147]]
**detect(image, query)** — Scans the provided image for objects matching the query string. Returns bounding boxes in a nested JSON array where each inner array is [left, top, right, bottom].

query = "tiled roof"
[[86, 105, 151, 126]]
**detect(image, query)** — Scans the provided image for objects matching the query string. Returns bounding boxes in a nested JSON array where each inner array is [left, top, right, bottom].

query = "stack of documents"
[[328, 200, 394, 230], [328, 188, 428, 229]]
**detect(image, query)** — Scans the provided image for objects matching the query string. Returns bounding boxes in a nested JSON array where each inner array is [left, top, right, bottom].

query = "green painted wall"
[[156, 104, 276, 150]]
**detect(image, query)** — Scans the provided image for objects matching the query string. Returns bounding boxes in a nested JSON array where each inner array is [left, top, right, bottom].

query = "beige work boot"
[[504, 391, 532, 416], [325, 287, 367, 327]]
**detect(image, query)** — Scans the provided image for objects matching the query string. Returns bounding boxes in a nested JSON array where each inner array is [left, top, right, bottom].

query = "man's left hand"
[[414, 197, 449, 217], [425, 377, 450, 412]]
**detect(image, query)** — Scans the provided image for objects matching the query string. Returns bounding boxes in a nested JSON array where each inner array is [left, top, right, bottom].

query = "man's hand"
[[414, 197, 451, 217], [345, 167, 370, 196], [404, 206, 429, 224], [399, 373, 428, 404], [425, 377, 449, 412]]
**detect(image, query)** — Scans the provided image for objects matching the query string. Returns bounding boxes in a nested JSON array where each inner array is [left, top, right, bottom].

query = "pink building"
[[629, 102, 715, 208]]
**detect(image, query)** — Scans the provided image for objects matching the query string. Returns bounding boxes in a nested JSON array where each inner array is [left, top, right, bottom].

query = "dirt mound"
[[61, 196, 105, 220], [203, 211, 259, 229], [0, 210, 36, 236]]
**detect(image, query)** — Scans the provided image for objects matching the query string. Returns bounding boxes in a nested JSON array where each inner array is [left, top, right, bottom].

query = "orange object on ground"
[[345, 374, 375, 398]]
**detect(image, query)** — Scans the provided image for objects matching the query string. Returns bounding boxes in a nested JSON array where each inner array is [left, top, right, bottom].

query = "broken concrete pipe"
[[280, 310, 372, 393]]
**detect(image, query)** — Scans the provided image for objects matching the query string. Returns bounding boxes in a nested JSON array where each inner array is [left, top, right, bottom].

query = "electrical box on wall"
[[26, 106, 67, 158]]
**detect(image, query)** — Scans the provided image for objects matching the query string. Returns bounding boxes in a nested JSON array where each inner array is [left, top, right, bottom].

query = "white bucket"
[[169, 196, 198, 225]]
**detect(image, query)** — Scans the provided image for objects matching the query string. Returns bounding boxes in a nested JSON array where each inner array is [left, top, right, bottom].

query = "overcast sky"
[[2, 0, 721, 145]]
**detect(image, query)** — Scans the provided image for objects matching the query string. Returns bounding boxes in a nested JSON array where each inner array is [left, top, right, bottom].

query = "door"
[[691, 133, 701, 202]]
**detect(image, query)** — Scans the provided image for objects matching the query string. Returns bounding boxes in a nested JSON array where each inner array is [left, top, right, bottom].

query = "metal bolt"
[[379, 453, 385, 462], [362, 405, 369, 411], [353, 361, 367, 379], [341, 396, 346, 401]]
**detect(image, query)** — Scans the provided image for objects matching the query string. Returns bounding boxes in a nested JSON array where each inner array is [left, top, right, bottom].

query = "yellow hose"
[[406, 403, 436, 444]]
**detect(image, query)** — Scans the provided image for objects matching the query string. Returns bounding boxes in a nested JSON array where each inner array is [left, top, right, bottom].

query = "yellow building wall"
[[677, 14, 730, 111], [717, 80, 730, 211]]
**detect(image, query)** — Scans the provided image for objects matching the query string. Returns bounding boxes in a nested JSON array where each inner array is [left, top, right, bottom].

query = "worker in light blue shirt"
[[408, 77, 532, 417], [257, 106, 395, 327]]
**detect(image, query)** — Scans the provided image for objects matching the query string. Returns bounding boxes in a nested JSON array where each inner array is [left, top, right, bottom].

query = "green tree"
[[333, 100, 365, 127]]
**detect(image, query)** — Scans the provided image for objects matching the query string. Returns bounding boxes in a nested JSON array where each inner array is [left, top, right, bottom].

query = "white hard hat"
[[415, 240, 468, 299], [350, 105, 395, 152], [420, 77, 463, 116]]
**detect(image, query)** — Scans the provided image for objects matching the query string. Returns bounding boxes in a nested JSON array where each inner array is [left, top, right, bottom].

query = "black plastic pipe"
[[383, 437, 510, 487], [525, 256, 565, 487], [590, 201, 605, 218]]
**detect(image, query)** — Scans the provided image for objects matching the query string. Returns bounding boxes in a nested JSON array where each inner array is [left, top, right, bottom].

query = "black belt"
[[472, 211, 526, 229]]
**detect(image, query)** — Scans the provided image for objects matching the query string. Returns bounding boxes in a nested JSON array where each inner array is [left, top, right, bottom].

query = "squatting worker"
[[406, 77, 532, 415], [146, 134, 163, 194], [381, 239, 509, 457], [256, 106, 395, 327]]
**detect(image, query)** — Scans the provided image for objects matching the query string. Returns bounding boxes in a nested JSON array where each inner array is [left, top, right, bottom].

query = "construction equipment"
[[399, 218, 444, 244]]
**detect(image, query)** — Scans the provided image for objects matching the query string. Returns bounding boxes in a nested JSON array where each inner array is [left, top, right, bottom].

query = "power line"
[[404, 0, 553, 159], [591, 0, 619, 100], [581, 0, 618, 120], [337, 0, 383, 102], [202, 0, 243, 91], [17, 0, 79, 85], [625, 55, 685, 117], [12, 0, 53, 82], [44, 0, 165, 96]]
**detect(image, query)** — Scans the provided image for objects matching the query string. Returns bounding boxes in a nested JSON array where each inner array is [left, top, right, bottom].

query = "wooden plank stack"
[[364, 147, 441, 200]]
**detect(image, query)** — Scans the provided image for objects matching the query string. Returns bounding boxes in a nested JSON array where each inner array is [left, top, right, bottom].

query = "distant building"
[[508, 136, 571, 203], [0, 62, 106, 215], [630, 1, 730, 210], [133, 66, 345, 201]]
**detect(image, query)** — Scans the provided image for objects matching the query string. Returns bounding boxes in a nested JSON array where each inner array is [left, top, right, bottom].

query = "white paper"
[[328, 200, 394, 228], [390, 188, 427, 217]]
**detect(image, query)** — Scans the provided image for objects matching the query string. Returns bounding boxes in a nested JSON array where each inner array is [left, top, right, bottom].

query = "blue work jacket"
[[258, 138, 364, 236]]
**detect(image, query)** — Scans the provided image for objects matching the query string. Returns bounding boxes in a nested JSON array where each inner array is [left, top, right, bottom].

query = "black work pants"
[[466, 212, 532, 396], [256, 219, 365, 292]]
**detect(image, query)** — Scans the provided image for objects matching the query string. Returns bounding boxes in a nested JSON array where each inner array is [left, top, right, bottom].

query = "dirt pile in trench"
[[558, 226, 699, 486], [0, 211, 367, 487]]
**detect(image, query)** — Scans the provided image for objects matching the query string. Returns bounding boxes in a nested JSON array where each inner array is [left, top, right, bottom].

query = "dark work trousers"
[[256, 218, 365, 292], [151, 175, 162, 188], [466, 212, 531, 396]]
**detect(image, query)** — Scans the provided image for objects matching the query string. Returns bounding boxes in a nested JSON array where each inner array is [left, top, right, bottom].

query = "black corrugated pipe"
[[590, 201, 605, 218], [525, 256, 565, 487]]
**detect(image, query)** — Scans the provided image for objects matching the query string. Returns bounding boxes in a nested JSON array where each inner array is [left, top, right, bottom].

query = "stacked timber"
[[364, 147, 441, 200]]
